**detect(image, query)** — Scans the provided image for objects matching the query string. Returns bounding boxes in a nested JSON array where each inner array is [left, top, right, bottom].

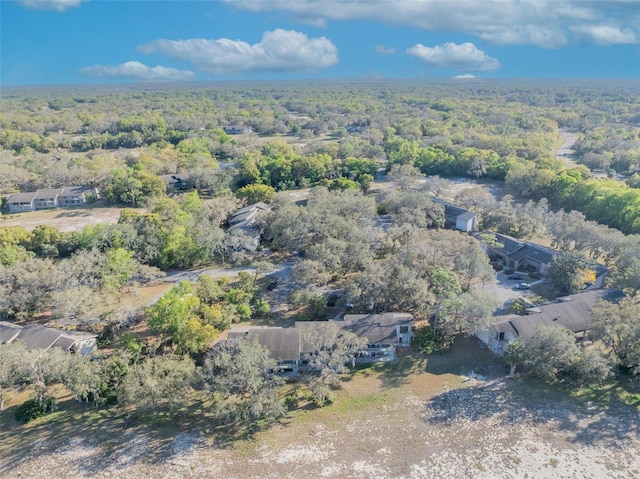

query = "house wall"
[[355, 344, 396, 363], [9, 202, 34, 213], [74, 338, 97, 356], [395, 324, 413, 346], [487, 328, 517, 354], [456, 216, 477, 232]]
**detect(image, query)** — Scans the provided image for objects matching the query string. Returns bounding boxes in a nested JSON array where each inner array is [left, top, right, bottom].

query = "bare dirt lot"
[[2, 339, 638, 479], [0, 205, 127, 232]]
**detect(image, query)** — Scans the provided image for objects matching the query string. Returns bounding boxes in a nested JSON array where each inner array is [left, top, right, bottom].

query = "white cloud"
[[375, 44, 396, 55], [137, 29, 338, 74], [18, 0, 87, 11], [79, 61, 195, 81], [454, 74, 476, 79], [224, 0, 640, 48], [571, 25, 637, 45], [407, 42, 500, 71]]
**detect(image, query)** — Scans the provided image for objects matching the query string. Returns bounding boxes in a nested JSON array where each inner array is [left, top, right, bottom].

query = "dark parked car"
[[513, 283, 530, 290], [508, 274, 524, 280]]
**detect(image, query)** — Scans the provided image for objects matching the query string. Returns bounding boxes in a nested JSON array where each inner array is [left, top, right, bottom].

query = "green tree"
[[590, 299, 640, 378], [236, 184, 277, 204], [300, 322, 367, 403], [503, 341, 525, 378], [118, 355, 196, 411], [202, 338, 286, 425], [547, 251, 595, 295], [523, 325, 580, 382]]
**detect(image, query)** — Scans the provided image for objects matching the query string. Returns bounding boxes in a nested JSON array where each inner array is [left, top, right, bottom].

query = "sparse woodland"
[[1, 80, 639, 428]]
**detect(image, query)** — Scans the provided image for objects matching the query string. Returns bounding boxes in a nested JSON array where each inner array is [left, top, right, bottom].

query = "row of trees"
[[0, 320, 365, 426]]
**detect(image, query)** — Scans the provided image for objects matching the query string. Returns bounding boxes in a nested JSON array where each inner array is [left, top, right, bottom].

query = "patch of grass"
[[572, 381, 640, 409]]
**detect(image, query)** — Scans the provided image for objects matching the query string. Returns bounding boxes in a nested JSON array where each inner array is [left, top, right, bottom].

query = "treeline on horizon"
[[1, 81, 639, 233]]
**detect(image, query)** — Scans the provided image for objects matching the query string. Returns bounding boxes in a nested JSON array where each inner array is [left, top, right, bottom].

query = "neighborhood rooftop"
[[0, 322, 98, 355], [483, 289, 624, 350]]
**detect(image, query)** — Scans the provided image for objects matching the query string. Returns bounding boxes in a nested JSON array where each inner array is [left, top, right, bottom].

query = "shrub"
[[413, 325, 454, 354], [15, 397, 56, 424]]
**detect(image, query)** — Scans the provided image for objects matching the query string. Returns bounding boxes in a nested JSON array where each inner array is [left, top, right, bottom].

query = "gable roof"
[[0, 322, 97, 353], [5, 192, 37, 204], [228, 327, 301, 361], [492, 288, 624, 342], [17, 324, 64, 351], [59, 186, 92, 197], [509, 242, 557, 265], [34, 188, 64, 199], [457, 211, 478, 222], [334, 312, 414, 345]]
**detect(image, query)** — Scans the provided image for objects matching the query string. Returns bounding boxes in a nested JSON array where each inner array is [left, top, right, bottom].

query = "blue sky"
[[1, 0, 639, 85]]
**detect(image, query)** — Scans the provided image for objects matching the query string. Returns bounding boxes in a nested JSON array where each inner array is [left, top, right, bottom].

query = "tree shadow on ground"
[[423, 378, 640, 449], [0, 394, 269, 476], [423, 336, 506, 379]]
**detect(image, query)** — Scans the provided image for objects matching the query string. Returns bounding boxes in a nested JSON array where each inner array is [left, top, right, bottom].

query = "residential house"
[[5, 191, 37, 213], [58, 186, 96, 206], [228, 327, 302, 377], [225, 312, 415, 375], [0, 322, 98, 356], [227, 202, 272, 251], [433, 199, 479, 232], [477, 288, 624, 354], [3, 186, 97, 213], [223, 125, 252, 135], [33, 188, 64, 210], [480, 232, 558, 274], [159, 174, 192, 192]]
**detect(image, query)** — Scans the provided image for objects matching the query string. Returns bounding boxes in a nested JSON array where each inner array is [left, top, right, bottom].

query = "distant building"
[[0, 322, 98, 356], [3, 186, 97, 214], [433, 198, 479, 232], [159, 173, 192, 192], [223, 125, 252, 135]]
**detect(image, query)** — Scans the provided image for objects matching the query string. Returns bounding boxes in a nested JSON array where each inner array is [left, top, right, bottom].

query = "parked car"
[[508, 274, 524, 280], [513, 283, 530, 290]]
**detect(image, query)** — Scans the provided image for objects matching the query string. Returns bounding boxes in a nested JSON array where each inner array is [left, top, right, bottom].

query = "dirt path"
[[557, 130, 579, 168]]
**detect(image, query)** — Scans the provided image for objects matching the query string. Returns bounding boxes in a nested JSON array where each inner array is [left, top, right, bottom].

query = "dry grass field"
[[2, 338, 639, 479], [0, 205, 127, 232]]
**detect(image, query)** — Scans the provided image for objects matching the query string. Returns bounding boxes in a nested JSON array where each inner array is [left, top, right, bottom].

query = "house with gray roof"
[[3, 186, 97, 213], [433, 198, 478, 232], [481, 232, 558, 274], [225, 312, 414, 375], [227, 202, 272, 251], [33, 188, 64, 210], [477, 288, 624, 354], [0, 322, 97, 356], [5, 191, 37, 213]]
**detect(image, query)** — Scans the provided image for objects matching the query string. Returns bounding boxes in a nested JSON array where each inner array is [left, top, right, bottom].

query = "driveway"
[[476, 271, 534, 313]]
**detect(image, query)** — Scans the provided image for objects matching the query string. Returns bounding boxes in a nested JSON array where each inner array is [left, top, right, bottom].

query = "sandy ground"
[[0, 206, 126, 232], [3, 365, 638, 479]]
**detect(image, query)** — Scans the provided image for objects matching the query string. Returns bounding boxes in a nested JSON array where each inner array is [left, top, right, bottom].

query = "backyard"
[[2, 338, 638, 479]]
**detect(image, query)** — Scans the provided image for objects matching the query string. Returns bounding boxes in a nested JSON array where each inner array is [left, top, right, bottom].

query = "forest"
[[1, 79, 640, 428]]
